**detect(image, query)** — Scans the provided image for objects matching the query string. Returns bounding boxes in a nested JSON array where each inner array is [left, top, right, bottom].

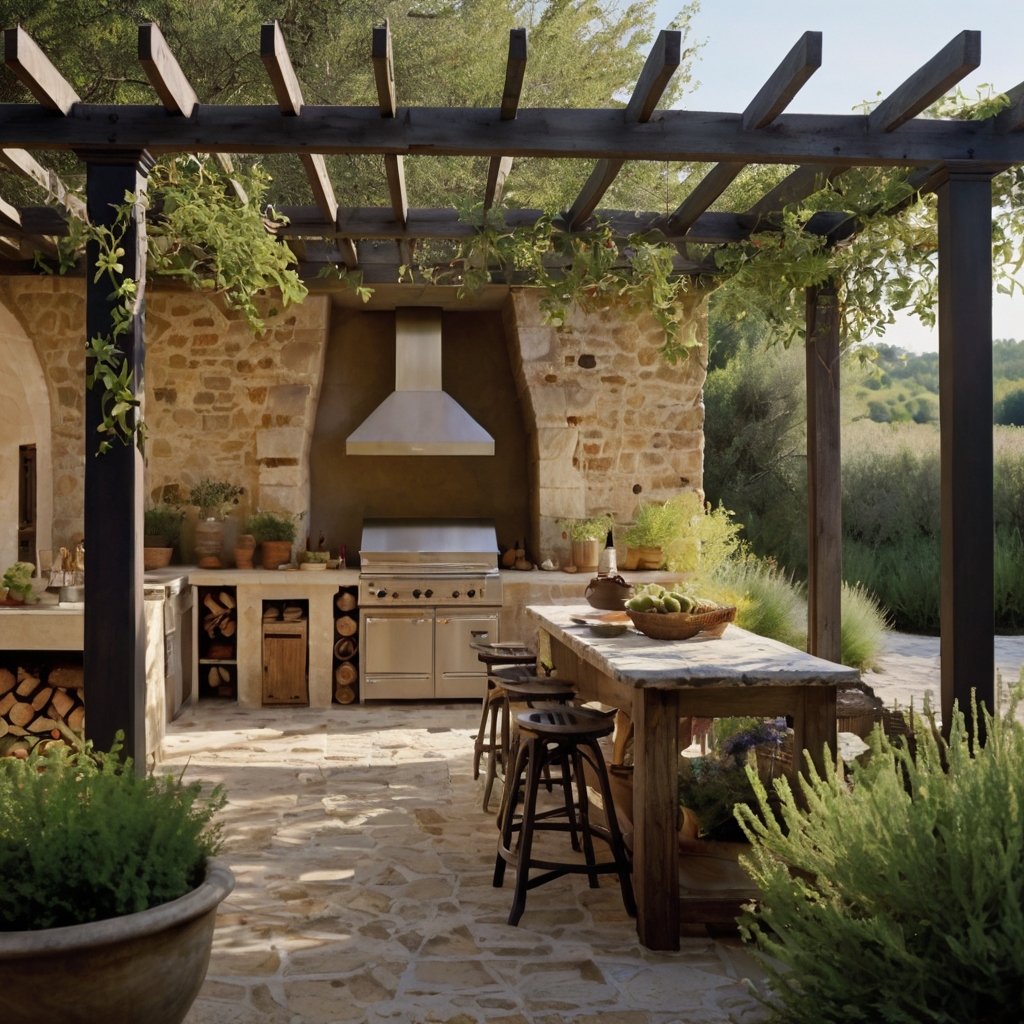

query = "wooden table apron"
[[544, 628, 841, 951]]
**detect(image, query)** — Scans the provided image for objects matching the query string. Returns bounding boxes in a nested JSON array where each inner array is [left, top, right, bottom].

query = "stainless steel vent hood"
[[346, 307, 495, 456]]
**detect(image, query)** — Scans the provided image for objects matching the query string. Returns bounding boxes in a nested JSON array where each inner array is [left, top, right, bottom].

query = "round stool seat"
[[471, 643, 537, 670], [497, 678, 576, 704], [516, 706, 614, 740], [490, 665, 539, 685]]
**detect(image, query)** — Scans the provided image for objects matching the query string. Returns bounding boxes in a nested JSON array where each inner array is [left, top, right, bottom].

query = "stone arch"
[[0, 293, 54, 569]]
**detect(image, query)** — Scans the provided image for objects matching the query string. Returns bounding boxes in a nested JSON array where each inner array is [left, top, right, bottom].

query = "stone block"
[[268, 384, 311, 417], [256, 427, 305, 460], [537, 486, 585, 520]]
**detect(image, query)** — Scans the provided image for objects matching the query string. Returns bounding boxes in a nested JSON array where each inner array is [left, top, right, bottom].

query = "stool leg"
[[572, 746, 601, 889], [497, 726, 523, 834], [508, 737, 546, 927], [473, 683, 494, 780], [557, 749, 581, 852], [494, 738, 530, 888], [586, 737, 637, 917], [481, 696, 503, 812]]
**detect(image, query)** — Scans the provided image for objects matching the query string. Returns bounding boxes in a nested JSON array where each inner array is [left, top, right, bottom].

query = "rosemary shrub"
[[0, 735, 224, 931], [737, 690, 1024, 1024]]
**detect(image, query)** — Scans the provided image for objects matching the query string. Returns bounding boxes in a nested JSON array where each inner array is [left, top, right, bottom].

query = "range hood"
[[346, 307, 495, 456]]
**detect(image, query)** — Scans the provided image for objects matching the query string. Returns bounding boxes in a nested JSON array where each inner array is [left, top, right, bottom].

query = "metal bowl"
[[59, 585, 85, 603]]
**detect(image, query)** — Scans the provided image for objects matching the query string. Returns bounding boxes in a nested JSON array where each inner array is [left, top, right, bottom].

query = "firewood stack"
[[0, 664, 85, 757], [203, 591, 236, 640]]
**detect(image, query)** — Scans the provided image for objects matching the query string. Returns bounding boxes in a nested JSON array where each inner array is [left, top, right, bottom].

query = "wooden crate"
[[262, 619, 308, 705]]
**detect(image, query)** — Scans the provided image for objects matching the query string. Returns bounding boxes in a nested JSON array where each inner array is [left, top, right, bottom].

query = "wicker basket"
[[627, 605, 737, 641]]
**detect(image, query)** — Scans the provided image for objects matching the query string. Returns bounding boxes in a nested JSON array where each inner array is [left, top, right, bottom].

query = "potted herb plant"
[[1, 562, 36, 605], [143, 505, 186, 570], [0, 734, 232, 1024], [559, 515, 614, 573], [621, 497, 693, 570], [245, 510, 302, 570], [188, 480, 243, 569]]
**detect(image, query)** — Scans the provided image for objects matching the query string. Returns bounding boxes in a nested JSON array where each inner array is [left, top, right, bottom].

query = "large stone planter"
[[0, 861, 234, 1024]]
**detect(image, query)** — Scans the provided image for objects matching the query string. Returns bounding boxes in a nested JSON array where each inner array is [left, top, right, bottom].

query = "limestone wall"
[[502, 288, 709, 563]]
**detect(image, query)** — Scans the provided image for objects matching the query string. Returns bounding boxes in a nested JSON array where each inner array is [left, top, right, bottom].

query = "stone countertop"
[[500, 569, 687, 586], [529, 603, 861, 690], [189, 568, 361, 586]]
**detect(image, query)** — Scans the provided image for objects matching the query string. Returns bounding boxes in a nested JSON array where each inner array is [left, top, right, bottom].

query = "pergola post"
[[805, 282, 842, 664], [936, 165, 996, 736], [83, 154, 150, 768]]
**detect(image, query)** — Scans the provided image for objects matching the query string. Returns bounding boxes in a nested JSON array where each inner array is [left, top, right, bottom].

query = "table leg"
[[792, 684, 837, 779], [632, 687, 680, 950]]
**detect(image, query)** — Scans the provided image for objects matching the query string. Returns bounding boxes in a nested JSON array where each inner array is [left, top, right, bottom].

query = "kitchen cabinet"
[[262, 620, 308, 705], [434, 609, 500, 698]]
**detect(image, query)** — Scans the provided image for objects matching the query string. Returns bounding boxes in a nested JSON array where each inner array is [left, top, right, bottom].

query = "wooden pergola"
[[0, 22, 1014, 815]]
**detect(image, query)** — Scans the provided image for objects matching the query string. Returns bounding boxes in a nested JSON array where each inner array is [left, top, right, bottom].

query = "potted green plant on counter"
[[559, 515, 614, 573], [621, 498, 690, 570], [188, 480, 243, 569], [245, 510, 302, 570], [1, 562, 36, 605], [143, 505, 186, 570], [0, 734, 232, 1024]]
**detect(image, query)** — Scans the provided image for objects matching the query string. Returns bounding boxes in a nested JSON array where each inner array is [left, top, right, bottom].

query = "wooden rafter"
[[260, 20, 357, 269], [3, 26, 79, 114], [484, 28, 527, 213], [560, 29, 681, 230], [668, 32, 822, 235], [994, 82, 1024, 134], [372, 19, 407, 229], [0, 147, 86, 220], [745, 163, 844, 223], [138, 23, 197, 117], [868, 30, 980, 133]]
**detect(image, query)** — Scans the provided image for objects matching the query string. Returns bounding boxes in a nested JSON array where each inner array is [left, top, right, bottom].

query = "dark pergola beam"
[[260, 20, 356, 269], [561, 29, 680, 230], [3, 26, 79, 114], [484, 28, 527, 212], [6, 105, 1024, 165], [373, 19, 407, 229], [669, 32, 822, 235], [868, 30, 980, 133], [745, 163, 843, 221], [138, 23, 197, 117], [0, 147, 86, 220], [743, 30, 822, 130], [994, 82, 1024, 133]]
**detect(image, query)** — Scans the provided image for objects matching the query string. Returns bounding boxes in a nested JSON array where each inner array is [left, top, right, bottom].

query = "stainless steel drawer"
[[435, 609, 499, 699], [363, 612, 433, 676], [363, 673, 433, 700]]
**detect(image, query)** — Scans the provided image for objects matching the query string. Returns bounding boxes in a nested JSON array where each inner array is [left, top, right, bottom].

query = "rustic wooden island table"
[[528, 604, 860, 950]]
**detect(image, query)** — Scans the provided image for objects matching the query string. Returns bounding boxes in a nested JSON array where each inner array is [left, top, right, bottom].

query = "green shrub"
[[622, 499, 688, 551], [995, 387, 1024, 426], [737, 693, 1024, 1024], [245, 510, 300, 544], [711, 558, 807, 651], [143, 505, 186, 546], [0, 735, 224, 931], [840, 582, 889, 670], [188, 478, 243, 520]]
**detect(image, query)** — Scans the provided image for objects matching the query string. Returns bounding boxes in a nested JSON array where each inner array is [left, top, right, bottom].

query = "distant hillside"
[[844, 339, 1024, 425]]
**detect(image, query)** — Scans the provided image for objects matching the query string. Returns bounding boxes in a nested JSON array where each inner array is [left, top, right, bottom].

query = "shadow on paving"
[[162, 703, 768, 1024]]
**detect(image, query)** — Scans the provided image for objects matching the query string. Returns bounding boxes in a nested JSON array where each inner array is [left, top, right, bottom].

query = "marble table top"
[[529, 604, 861, 690]]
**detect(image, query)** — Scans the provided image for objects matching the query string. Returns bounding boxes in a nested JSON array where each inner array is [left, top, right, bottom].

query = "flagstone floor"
[[166, 702, 769, 1024]]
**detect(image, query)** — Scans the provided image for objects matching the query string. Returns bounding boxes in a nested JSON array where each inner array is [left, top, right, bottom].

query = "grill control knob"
[[376, 589, 386, 599], [468, 589, 476, 598], [452, 590, 460, 599], [424, 589, 433, 598], [413, 589, 422, 599], [391, 591, 399, 599]]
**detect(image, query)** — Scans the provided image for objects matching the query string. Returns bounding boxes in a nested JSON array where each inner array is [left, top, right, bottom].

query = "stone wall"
[[0, 276, 330, 556], [502, 288, 709, 562]]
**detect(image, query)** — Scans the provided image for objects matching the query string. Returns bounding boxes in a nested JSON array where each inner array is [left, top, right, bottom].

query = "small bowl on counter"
[[584, 574, 633, 611], [571, 610, 632, 638]]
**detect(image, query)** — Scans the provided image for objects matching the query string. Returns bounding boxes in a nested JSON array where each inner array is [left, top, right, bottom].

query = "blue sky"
[[652, 0, 1024, 350]]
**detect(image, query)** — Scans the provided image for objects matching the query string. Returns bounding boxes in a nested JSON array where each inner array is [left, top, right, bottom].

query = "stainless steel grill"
[[358, 518, 502, 701]]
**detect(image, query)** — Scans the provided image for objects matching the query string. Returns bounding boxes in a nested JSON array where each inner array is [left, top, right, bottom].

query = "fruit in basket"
[[625, 584, 718, 615]]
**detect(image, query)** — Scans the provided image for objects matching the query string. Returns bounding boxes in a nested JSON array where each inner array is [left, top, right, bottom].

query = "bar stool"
[[494, 706, 636, 926], [470, 644, 537, 805], [490, 674, 577, 820]]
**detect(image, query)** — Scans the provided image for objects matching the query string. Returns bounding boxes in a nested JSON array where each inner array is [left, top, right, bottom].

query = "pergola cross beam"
[[484, 28, 527, 213], [138, 23, 198, 117], [668, 31, 822, 235], [373, 19, 407, 230], [559, 29, 681, 230], [3, 25, 78, 114]]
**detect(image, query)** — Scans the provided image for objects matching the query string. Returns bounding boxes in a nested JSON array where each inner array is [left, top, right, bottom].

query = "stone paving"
[[167, 703, 769, 1024]]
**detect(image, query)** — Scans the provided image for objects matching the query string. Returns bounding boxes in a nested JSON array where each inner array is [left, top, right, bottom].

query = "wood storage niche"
[[333, 587, 360, 704], [198, 586, 237, 699], [262, 600, 309, 706], [0, 657, 85, 757]]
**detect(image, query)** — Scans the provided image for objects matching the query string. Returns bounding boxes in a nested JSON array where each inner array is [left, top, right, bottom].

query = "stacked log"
[[203, 591, 236, 639], [0, 664, 85, 757]]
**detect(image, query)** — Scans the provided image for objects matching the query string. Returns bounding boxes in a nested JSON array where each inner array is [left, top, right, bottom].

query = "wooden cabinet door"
[[263, 628, 308, 705]]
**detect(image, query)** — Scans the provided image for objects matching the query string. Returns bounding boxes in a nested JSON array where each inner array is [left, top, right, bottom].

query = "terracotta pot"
[[0, 861, 234, 1024], [143, 547, 173, 571], [143, 534, 168, 549], [233, 548, 254, 569], [570, 539, 601, 573], [621, 546, 641, 570], [635, 546, 663, 570], [260, 539, 293, 570], [193, 519, 224, 569], [236, 533, 256, 551]]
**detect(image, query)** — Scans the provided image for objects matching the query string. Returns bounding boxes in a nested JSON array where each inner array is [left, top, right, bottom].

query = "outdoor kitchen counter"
[[0, 602, 84, 650], [188, 568, 361, 586], [529, 603, 859, 951]]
